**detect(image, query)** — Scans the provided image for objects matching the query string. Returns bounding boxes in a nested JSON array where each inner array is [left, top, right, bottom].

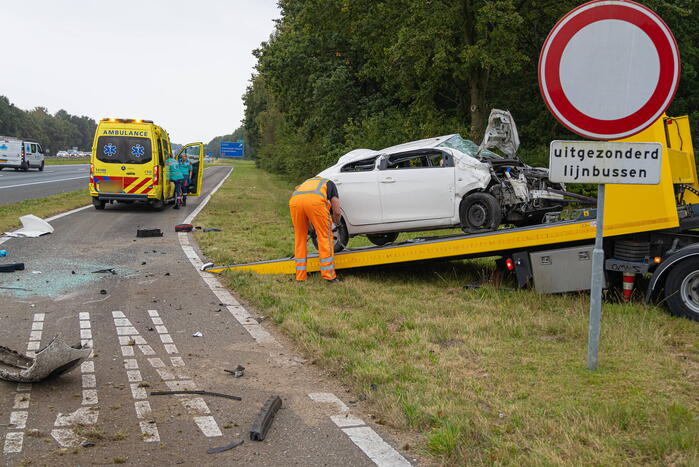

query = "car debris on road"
[[136, 228, 163, 238], [250, 395, 282, 441], [0, 262, 25, 272], [0, 336, 91, 383], [207, 439, 244, 454], [224, 365, 245, 378], [3, 214, 54, 238]]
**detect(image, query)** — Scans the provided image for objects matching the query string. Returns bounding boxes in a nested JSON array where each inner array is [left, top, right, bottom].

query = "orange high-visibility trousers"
[[289, 194, 336, 281]]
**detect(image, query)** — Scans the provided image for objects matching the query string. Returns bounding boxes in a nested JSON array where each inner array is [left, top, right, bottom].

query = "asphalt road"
[[0, 164, 90, 205], [0, 166, 412, 466]]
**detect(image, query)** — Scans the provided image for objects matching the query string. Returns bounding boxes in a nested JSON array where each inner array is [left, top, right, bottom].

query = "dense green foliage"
[[244, 0, 699, 180], [0, 96, 97, 155], [204, 126, 251, 157]]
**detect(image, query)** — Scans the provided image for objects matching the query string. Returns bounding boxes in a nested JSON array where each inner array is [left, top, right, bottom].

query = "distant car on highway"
[[0, 137, 45, 171]]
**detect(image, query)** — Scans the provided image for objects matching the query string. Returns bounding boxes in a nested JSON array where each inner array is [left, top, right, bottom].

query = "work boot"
[[325, 278, 342, 284], [173, 204, 180, 210], [182, 197, 187, 207]]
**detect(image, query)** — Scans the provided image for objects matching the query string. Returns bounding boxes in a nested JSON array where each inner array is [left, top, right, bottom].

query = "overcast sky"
[[0, 0, 280, 144]]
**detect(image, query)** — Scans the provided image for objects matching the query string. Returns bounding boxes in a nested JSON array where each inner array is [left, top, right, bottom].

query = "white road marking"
[[111, 312, 161, 443], [177, 167, 278, 346], [4, 312, 45, 454], [309, 393, 412, 467], [0, 175, 88, 190], [51, 312, 99, 447]]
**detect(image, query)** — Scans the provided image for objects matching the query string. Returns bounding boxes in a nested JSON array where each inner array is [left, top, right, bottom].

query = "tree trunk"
[[469, 71, 487, 140]]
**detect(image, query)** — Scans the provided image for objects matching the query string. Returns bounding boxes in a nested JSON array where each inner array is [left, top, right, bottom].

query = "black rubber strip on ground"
[[150, 390, 242, 401], [0, 263, 24, 272], [249, 395, 282, 441], [136, 229, 163, 237], [207, 439, 244, 454]]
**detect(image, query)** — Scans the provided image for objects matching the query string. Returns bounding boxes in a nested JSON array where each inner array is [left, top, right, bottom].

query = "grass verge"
[[0, 189, 89, 233], [195, 165, 699, 465]]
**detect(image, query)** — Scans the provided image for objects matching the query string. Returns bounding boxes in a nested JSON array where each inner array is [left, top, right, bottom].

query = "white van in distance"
[[0, 137, 45, 171]]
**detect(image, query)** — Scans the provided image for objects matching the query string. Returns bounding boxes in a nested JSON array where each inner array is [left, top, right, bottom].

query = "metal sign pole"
[[587, 183, 605, 370]]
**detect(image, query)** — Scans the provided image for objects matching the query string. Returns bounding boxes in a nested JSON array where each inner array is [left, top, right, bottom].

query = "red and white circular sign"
[[539, 0, 680, 140]]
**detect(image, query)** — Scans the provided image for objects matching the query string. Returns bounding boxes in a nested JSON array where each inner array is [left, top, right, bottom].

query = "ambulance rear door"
[[176, 142, 204, 196]]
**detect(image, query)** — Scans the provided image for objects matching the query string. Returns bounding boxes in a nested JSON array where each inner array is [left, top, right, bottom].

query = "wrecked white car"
[[316, 110, 574, 251]]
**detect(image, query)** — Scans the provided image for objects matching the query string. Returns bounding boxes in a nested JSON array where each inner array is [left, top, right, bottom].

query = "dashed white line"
[[309, 393, 412, 467], [4, 312, 45, 454], [51, 311, 99, 447]]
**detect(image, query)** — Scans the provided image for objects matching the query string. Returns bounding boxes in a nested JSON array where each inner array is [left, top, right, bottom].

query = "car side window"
[[428, 151, 453, 167], [341, 157, 377, 172], [30, 144, 37, 153], [384, 153, 431, 170], [36, 144, 43, 154]]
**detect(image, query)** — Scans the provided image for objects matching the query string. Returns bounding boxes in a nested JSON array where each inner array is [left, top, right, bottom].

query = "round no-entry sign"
[[539, 0, 680, 140]]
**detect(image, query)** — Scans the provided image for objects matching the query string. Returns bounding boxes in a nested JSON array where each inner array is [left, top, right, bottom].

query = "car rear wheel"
[[664, 258, 699, 321], [310, 219, 348, 253], [38, 161, 44, 171], [21, 162, 28, 172], [367, 232, 399, 246], [460, 192, 502, 233]]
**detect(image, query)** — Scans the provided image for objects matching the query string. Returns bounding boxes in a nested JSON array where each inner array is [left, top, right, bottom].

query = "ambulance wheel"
[[92, 197, 106, 210], [460, 192, 502, 233], [39, 162, 44, 171], [151, 199, 165, 211], [310, 220, 348, 253], [367, 232, 399, 246], [664, 258, 699, 321]]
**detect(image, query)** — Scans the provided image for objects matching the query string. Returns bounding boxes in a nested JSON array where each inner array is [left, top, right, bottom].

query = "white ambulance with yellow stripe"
[[89, 119, 204, 210]]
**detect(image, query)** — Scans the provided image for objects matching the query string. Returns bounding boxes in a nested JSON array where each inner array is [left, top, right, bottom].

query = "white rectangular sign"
[[549, 141, 661, 185]]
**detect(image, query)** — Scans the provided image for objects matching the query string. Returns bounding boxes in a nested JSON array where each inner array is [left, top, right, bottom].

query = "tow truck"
[[205, 115, 699, 321]]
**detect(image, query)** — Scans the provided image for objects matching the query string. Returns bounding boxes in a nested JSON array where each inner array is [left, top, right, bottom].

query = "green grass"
[[0, 189, 89, 233], [195, 165, 699, 466], [44, 157, 90, 165]]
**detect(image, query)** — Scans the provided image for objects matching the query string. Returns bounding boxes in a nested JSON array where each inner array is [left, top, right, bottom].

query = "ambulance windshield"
[[96, 136, 152, 164]]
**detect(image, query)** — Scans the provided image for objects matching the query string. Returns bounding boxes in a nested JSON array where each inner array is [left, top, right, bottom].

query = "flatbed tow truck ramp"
[[205, 116, 699, 320]]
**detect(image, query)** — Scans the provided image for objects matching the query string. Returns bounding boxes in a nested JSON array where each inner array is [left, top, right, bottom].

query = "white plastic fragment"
[[4, 215, 54, 238]]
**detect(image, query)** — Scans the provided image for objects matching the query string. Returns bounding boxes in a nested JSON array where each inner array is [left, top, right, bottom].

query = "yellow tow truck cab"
[[89, 118, 204, 209]]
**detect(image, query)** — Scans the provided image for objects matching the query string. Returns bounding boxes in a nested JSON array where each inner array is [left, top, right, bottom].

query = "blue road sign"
[[220, 141, 244, 158]]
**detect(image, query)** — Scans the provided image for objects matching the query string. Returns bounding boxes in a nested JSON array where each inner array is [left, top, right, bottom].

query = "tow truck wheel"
[[92, 197, 106, 210], [310, 220, 348, 253], [367, 233, 399, 246], [664, 258, 699, 321], [460, 193, 502, 233]]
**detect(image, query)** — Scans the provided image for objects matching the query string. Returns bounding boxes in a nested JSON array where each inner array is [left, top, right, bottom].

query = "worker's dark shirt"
[[326, 180, 339, 200]]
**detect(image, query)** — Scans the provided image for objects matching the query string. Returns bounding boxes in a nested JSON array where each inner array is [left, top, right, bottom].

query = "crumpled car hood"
[[478, 109, 520, 158], [0, 336, 91, 383]]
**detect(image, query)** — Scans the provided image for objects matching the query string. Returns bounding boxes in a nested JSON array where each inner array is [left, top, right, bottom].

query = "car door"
[[176, 142, 204, 196], [329, 156, 382, 226], [378, 150, 455, 223]]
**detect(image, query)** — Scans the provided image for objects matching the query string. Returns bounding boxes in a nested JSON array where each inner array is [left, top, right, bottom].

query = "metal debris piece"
[[207, 439, 243, 454], [249, 396, 282, 441], [137, 229, 163, 238], [201, 262, 214, 271], [224, 365, 245, 378], [4, 215, 54, 238], [0, 286, 31, 291], [0, 336, 91, 383], [150, 390, 242, 401], [92, 268, 116, 275]]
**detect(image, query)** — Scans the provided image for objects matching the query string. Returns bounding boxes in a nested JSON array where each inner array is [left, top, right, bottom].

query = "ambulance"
[[89, 119, 204, 210]]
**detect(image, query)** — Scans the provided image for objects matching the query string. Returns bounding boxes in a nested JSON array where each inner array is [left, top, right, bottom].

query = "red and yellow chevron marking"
[[124, 177, 154, 194]]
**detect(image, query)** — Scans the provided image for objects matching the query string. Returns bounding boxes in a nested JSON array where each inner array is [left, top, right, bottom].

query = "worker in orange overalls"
[[289, 177, 342, 282]]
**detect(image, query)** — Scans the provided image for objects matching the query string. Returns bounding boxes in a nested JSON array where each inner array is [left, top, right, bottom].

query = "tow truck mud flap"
[[0, 336, 91, 383]]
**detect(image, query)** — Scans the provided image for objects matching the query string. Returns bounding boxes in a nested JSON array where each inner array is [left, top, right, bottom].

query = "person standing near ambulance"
[[289, 177, 341, 282], [177, 153, 193, 207], [166, 153, 185, 209]]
